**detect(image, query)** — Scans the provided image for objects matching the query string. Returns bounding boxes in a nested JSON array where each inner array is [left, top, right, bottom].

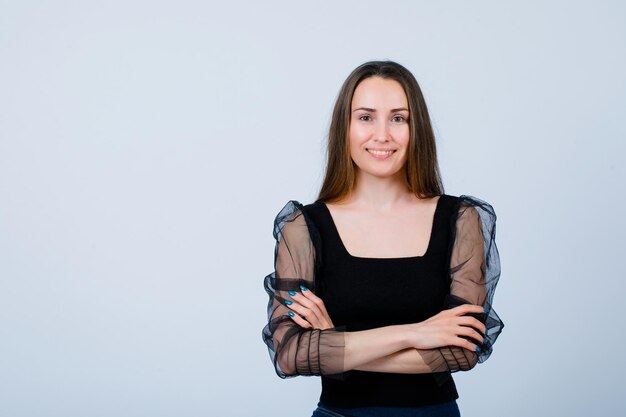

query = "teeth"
[[367, 149, 394, 155]]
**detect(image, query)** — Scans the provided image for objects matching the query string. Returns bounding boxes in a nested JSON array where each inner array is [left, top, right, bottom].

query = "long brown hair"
[[316, 60, 444, 203]]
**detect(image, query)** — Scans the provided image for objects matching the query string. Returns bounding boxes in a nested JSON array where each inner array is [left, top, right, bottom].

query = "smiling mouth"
[[366, 149, 396, 156]]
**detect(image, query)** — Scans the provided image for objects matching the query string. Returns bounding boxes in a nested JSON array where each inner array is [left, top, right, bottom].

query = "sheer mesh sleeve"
[[262, 200, 347, 379], [419, 195, 504, 380]]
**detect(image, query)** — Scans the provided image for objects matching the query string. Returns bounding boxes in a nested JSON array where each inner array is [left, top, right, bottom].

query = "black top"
[[262, 194, 504, 408], [303, 195, 459, 407]]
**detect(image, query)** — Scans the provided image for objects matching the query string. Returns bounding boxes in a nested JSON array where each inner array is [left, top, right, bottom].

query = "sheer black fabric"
[[262, 201, 347, 379], [262, 195, 503, 380], [419, 195, 503, 384]]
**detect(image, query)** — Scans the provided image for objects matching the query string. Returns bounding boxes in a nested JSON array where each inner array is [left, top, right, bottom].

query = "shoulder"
[[441, 194, 496, 215], [445, 195, 498, 241], [457, 195, 497, 222], [272, 199, 323, 240], [271, 200, 323, 260], [439, 194, 498, 236], [438, 193, 460, 208], [272, 199, 322, 216]]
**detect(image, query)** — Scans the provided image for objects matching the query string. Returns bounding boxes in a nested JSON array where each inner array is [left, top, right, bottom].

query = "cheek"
[[348, 125, 365, 151], [349, 124, 363, 143], [394, 124, 410, 141], [396, 128, 411, 149]]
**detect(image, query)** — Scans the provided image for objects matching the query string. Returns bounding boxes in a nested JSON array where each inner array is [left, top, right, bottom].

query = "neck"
[[346, 170, 415, 211]]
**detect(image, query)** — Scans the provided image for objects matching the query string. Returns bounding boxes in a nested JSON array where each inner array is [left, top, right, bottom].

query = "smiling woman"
[[262, 61, 504, 417], [349, 77, 411, 181]]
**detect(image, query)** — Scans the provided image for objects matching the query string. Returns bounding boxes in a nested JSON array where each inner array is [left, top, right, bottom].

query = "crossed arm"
[[286, 285, 485, 374], [262, 198, 499, 379]]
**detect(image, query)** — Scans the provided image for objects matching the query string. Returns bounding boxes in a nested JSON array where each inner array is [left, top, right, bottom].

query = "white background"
[[1, 1, 625, 416]]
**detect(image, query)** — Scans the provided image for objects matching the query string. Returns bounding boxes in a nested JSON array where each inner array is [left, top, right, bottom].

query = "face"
[[349, 76, 410, 181]]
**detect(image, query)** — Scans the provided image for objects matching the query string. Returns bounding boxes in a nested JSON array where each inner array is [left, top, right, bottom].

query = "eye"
[[359, 114, 372, 122], [392, 115, 408, 123]]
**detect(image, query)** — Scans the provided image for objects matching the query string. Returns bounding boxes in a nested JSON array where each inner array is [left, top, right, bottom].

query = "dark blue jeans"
[[311, 400, 461, 417]]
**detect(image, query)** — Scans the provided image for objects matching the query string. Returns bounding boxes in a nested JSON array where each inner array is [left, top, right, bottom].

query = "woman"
[[262, 60, 503, 417]]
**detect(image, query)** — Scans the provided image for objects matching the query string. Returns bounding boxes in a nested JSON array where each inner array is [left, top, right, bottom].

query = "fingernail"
[[284, 300, 293, 306], [288, 290, 297, 296], [475, 346, 481, 352], [483, 338, 487, 344], [483, 307, 489, 313], [300, 285, 308, 291], [288, 311, 295, 317]]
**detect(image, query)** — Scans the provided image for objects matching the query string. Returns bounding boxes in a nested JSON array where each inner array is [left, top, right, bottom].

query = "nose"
[[373, 118, 390, 142]]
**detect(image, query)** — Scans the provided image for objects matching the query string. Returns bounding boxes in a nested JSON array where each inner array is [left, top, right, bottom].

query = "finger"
[[451, 336, 480, 353], [449, 304, 486, 316], [286, 298, 332, 329], [285, 299, 319, 327], [299, 288, 331, 316], [299, 292, 335, 328], [456, 326, 485, 345], [287, 310, 312, 328], [456, 316, 487, 335], [298, 285, 317, 301], [288, 291, 326, 325]]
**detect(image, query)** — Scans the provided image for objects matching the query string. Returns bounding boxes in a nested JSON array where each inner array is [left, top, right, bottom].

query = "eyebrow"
[[352, 107, 409, 113]]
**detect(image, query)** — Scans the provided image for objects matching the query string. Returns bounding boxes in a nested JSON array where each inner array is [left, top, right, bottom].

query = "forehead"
[[351, 77, 408, 109]]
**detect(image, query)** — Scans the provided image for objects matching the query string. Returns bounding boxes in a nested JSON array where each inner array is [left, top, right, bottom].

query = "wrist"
[[394, 324, 415, 350]]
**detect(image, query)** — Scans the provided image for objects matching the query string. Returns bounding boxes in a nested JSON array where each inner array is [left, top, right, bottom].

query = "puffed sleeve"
[[419, 195, 504, 381], [262, 200, 348, 379]]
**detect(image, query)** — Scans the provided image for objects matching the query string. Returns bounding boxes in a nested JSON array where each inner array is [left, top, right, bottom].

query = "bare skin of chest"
[[326, 196, 440, 258]]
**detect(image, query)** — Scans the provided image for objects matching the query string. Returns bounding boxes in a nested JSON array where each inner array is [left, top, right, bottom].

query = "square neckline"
[[319, 195, 444, 261]]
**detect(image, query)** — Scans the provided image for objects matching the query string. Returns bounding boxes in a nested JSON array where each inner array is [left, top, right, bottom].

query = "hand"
[[284, 285, 335, 330], [407, 304, 487, 352]]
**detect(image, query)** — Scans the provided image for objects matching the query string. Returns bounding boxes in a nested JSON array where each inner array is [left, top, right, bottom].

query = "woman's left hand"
[[285, 286, 335, 330]]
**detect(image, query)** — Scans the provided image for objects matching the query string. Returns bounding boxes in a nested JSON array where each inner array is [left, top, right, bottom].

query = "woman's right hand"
[[406, 304, 487, 352]]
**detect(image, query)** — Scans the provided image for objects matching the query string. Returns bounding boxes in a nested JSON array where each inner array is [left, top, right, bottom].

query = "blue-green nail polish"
[[288, 311, 295, 317], [300, 285, 308, 291], [288, 290, 297, 296], [483, 307, 489, 313], [284, 300, 293, 306], [475, 346, 481, 352]]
